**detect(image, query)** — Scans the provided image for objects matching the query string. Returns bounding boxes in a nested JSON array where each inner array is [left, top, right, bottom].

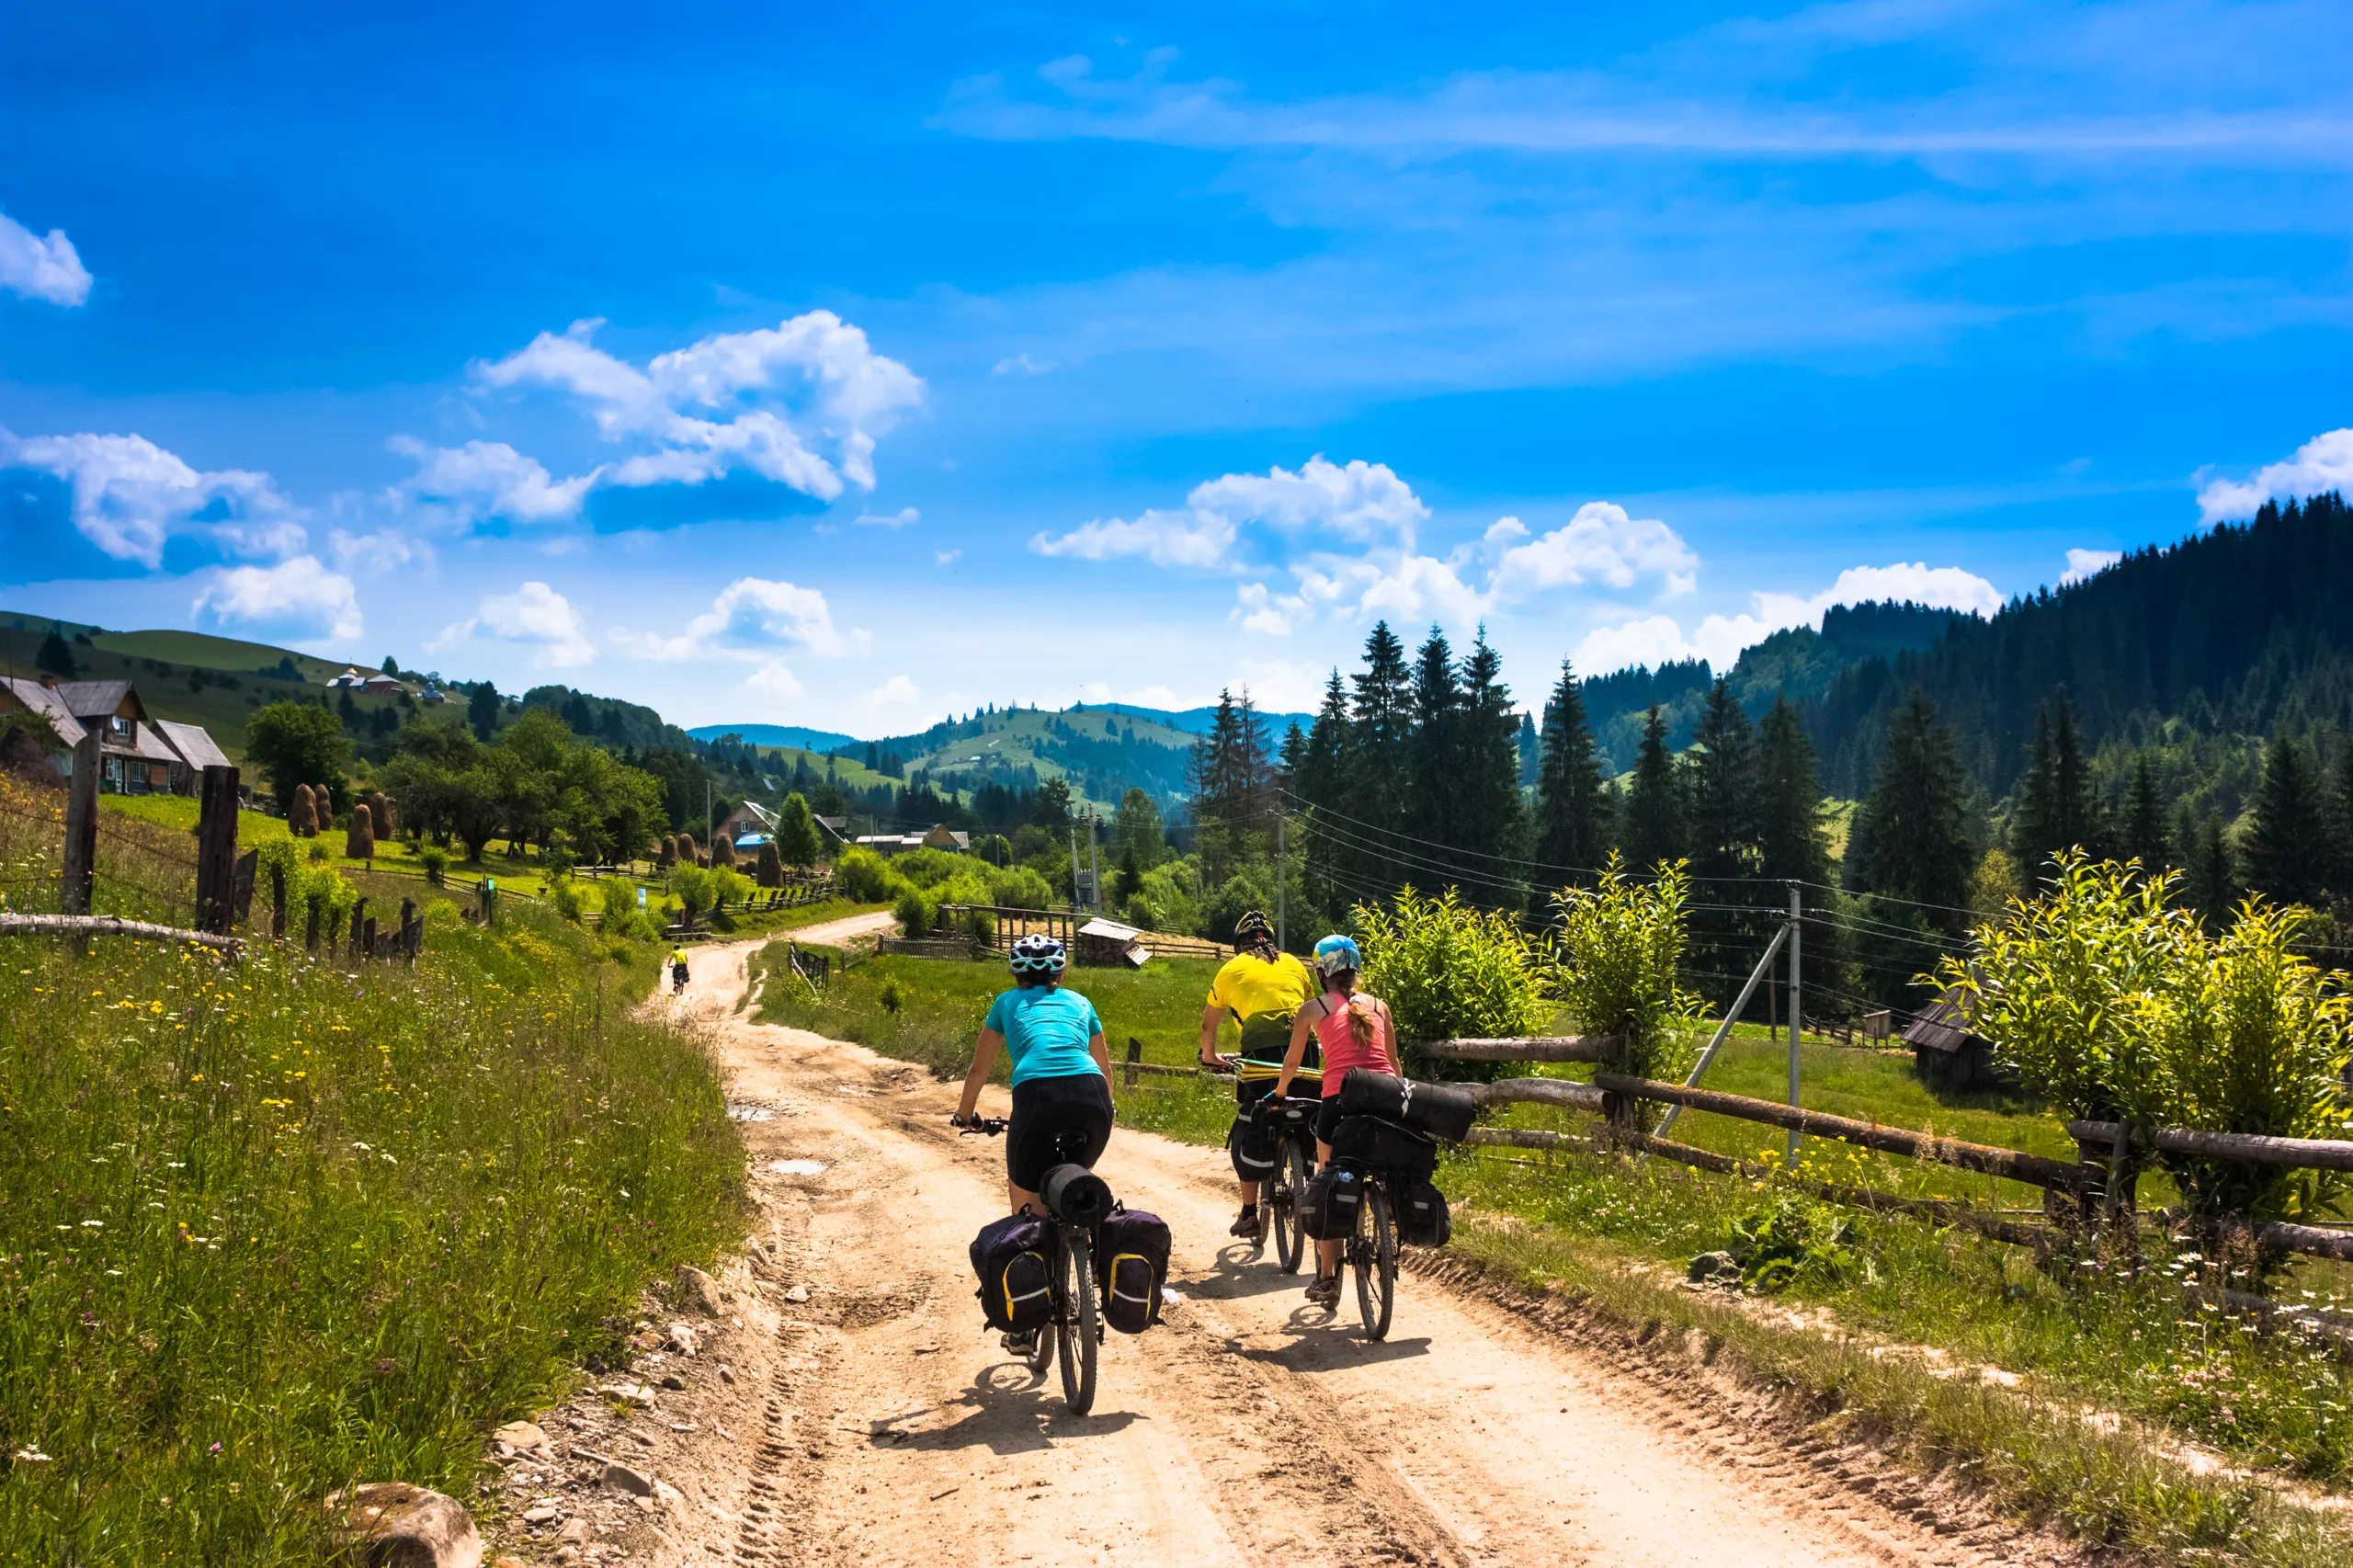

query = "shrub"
[[987, 864, 1055, 911], [290, 782, 317, 837], [1203, 870, 1275, 945], [416, 845, 449, 884], [710, 867, 754, 910], [548, 876, 586, 925], [1548, 854, 1709, 1081], [1355, 885, 1554, 1075], [892, 881, 937, 936], [834, 846, 895, 903], [1722, 1190, 1861, 1293], [666, 863, 716, 922], [1940, 852, 2201, 1125]]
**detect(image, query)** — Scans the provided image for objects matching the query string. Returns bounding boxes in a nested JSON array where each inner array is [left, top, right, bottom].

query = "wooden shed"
[[1904, 986, 1999, 1089], [1074, 916, 1152, 968]]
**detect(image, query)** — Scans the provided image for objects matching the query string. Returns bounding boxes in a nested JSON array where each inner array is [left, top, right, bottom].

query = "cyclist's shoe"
[[1228, 1206, 1259, 1238], [1304, 1274, 1341, 1306], [1001, 1328, 1040, 1357]]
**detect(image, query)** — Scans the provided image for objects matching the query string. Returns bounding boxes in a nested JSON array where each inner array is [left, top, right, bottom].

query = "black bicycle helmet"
[[1233, 909, 1275, 946], [1010, 932, 1067, 976]]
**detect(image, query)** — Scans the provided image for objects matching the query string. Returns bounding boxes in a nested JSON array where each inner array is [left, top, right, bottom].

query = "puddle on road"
[[767, 1159, 828, 1176], [727, 1101, 776, 1122]]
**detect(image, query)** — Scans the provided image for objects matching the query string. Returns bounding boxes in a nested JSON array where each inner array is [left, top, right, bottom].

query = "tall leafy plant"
[[1354, 886, 1552, 1078], [1548, 854, 1707, 1081]]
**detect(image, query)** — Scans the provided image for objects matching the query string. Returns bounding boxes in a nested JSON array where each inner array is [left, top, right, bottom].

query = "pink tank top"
[[1311, 990, 1392, 1097]]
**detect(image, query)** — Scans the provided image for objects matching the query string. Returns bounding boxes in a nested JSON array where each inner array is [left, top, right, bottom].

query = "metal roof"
[[52, 679, 138, 722], [1076, 917, 1142, 942], [0, 677, 88, 747], [153, 720, 231, 770], [1901, 991, 1981, 1056]]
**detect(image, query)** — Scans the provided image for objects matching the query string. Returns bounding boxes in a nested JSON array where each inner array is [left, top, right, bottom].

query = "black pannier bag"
[[1225, 1114, 1278, 1185], [1097, 1207, 1173, 1333], [1299, 1165, 1365, 1240], [1336, 1070, 1477, 1143], [1396, 1180, 1452, 1247], [970, 1214, 1053, 1333], [1328, 1115, 1438, 1180]]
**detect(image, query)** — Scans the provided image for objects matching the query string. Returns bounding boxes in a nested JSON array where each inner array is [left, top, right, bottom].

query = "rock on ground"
[[333, 1483, 483, 1568], [674, 1263, 723, 1314]]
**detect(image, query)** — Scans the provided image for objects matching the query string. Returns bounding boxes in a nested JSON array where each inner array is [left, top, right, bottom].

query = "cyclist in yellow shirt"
[[1198, 911, 1317, 1237], [668, 947, 690, 995]]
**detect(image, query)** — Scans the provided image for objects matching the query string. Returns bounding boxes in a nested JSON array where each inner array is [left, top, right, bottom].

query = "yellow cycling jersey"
[[1204, 949, 1313, 1024]]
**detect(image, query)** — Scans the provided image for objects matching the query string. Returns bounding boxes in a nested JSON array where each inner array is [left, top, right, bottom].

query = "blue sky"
[[2, 0, 2348, 734]]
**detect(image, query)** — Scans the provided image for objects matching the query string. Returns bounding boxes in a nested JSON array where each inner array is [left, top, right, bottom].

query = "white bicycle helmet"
[[1009, 933, 1067, 976]]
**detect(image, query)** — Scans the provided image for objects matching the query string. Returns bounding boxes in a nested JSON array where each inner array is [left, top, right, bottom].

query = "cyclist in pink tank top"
[[1273, 934, 1397, 1306]]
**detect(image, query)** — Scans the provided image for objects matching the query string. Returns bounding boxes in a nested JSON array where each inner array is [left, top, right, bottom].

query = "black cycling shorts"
[[1313, 1096, 1346, 1147], [1006, 1073, 1113, 1191]]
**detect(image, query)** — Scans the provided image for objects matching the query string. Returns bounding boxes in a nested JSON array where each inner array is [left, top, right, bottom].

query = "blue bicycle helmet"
[[1312, 934, 1362, 980]]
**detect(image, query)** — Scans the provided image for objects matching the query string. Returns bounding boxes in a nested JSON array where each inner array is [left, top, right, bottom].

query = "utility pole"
[[1276, 811, 1286, 952], [1787, 881, 1803, 1163], [1068, 824, 1082, 911], [704, 779, 712, 858], [1087, 814, 1101, 915]]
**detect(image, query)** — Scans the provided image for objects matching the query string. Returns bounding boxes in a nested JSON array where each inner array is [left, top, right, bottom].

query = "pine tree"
[[2185, 810, 2237, 926], [1686, 678, 1758, 882], [1516, 711, 1540, 789], [1851, 688, 1974, 935], [1402, 626, 1461, 851], [1188, 687, 1272, 883], [2012, 693, 2106, 873], [2245, 734, 2329, 906], [2119, 752, 2169, 874], [2010, 711, 2058, 874], [1533, 660, 1611, 888], [1295, 671, 1355, 924], [35, 625, 76, 679], [1756, 696, 1828, 887], [1620, 705, 1685, 874], [1343, 621, 1413, 892], [2331, 744, 2353, 903], [1454, 631, 1522, 895]]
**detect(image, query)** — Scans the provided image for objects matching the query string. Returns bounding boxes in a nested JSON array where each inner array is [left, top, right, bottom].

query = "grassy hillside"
[[886, 704, 1200, 811]]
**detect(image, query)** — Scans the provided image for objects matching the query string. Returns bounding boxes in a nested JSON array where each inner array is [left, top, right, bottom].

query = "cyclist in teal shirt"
[[953, 934, 1115, 1217]]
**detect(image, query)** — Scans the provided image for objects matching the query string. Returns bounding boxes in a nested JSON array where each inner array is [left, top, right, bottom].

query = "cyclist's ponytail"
[[1345, 994, 1378, 1051]]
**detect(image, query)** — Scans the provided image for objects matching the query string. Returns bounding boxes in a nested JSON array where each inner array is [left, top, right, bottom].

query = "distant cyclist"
[[1274, 935, 1398, 1307], [1199, 910, 1317, 1237], [953, 931, 1116, 1218], [668, 946, 690, 995]]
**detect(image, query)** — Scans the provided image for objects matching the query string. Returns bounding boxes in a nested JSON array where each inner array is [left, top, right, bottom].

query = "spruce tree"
[[1402, 626, 1461, 851], [2185, 810, 2237, 926], [1686, 678, 1758, 882], [35, 625, 76, 678], [1295, 670, 1354, 926], [1851, 688, 1974, 935], [2010, 711, 2058, 874], [1455, 630, 1523, 892], [2119, 752, 2169, 874], [1533, 660, 1611, 885], [1620, 705, 1685, 874], [2331, 744, 2353, 903], [1756, 696, 1828, 887], [2012, 693, 2106, 872], [2245, 734, 2328, 906], [1343, 621, 1413, 892]]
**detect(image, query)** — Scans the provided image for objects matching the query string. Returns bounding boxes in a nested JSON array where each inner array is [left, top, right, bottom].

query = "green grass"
[[0, 861, 744, 1562], [90, 630, 349, 684]]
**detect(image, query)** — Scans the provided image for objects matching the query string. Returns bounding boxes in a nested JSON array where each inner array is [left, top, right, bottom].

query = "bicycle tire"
[[1355, 1183, 1396, 1341], [1271, 1137, 1310, 1273], [1058, 1230, 1099, 1415]]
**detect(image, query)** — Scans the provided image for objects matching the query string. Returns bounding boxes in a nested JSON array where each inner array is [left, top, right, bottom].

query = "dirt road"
[[592, 940, 2063, 1568]]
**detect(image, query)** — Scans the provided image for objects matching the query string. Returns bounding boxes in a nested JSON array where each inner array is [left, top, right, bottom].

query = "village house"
[[853, 824, 971, 857], [0, 675, 233, 796]]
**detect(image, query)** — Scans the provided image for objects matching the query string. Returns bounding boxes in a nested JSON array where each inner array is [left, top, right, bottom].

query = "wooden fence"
[[1423, 1032, 2353, 1267]]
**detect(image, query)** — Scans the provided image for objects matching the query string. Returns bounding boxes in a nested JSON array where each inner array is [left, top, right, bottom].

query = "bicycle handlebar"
[[954, 1114, 1009, 1136]]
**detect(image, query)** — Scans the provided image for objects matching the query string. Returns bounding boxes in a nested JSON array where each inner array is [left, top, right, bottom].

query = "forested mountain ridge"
[[1806, 493, 2353, 805]]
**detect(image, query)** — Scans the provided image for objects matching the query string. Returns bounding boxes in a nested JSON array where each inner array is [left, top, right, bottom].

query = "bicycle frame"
[[959, 1116, 1105, 1414]]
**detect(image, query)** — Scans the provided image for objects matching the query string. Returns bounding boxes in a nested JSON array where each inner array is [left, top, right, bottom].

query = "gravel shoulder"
[[490, 940, 2086, 1568]]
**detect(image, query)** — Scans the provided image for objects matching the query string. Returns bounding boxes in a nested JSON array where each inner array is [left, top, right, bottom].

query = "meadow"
[[0, 780, 744, 1565]]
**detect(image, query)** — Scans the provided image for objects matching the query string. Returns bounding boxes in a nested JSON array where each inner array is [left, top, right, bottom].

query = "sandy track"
[[614, 941, 2067, 1568]]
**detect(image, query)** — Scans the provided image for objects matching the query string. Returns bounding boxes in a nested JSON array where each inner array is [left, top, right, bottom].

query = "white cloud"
[[2196, 428, 2353, 525], [329, 527, 426, 575], [2060, 547, 2122, 586], [866, 675, 922, 710], [1033, 455, 1424, 565], [192, 557, 361, 643], [935, 548, 963, 566], [619, 577, 868, 662], [745, 661, 803, 699], [389, 437, 594, 528], [0, 210, 92, 306], [1573, 561, 2001, 675], [992, 353, 1055, 375], [1492, 503, 1699, 597], [476, 312, 924, 503], [433, 581, 595, 668], [856, 506, 920, 528], [2, 429, 303, 568]]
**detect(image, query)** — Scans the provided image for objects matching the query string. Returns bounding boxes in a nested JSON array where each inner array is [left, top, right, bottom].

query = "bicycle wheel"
[[1057, 1229, 1099, 1415], [1270, 1136, 1311, 1273], [1353, 1182, 1396, 1341]]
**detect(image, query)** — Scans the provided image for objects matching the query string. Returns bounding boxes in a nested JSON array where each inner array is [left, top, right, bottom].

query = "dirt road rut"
[[612, 939, 2064, 1568]]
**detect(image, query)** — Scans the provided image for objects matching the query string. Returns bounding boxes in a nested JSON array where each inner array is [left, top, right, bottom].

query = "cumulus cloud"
[[0, 210, 92, 306], [1032, 455, 1425, 566], [434, 581, 595, 668], [2, 429, 304, 569], [1491, 504, 1699, 597], [2196, 428, 2353, 525], [745, 661, 803, 699], [329, 528, 426, 575], [475, 312, 924, 504], [867, 675, 921, 710], [1752, 562, 2003, 625], [935, 548, 962, 566], [856, 506, 920, 528], [618, 577, 868, 662], [2060, 547, 2122, 586], [389, 437, 594, 528], [192, 557, 361, 643]]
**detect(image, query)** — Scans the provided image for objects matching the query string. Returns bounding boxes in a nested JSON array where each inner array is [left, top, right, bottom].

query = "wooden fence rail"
[[1420, 1036, 1618, 1063], [2071, 1119, 2353, 1176], [0, 913, 243, 953]]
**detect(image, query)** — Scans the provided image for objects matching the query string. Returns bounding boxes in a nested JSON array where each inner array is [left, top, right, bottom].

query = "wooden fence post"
[[1125, 1036, 1142, 1088], [362, 915, 378, 960], [232, 847, 257, 928], [304, 899, 322, 950], [60, 731, 100, 917], [193, 765, 242, 935], [350, 897, 369, 961]]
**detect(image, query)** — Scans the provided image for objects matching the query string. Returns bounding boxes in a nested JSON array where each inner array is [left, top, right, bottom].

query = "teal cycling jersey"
[[983, 985, 1106, 1085]]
